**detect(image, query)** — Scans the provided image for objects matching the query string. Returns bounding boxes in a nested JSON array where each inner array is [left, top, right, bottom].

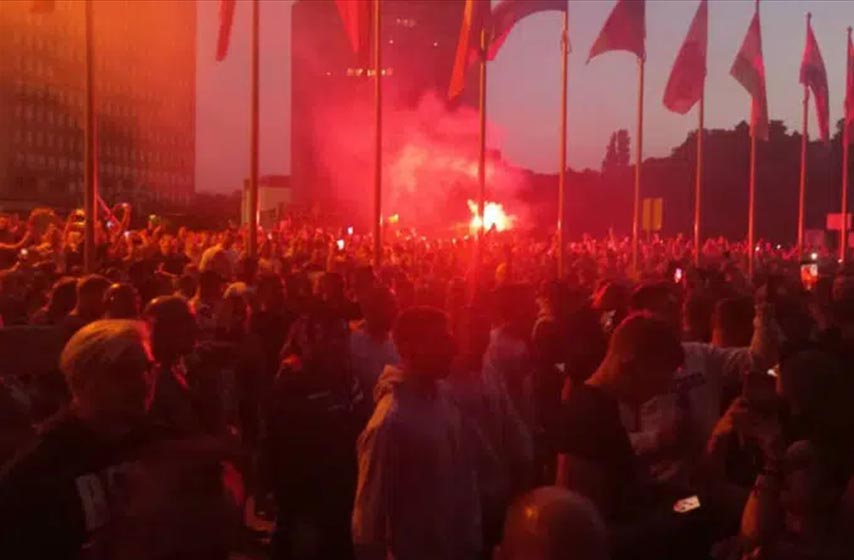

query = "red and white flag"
[[215, 0, 237, 61], [587, 0, 645, 63], [487, 0, 567, 61], [730, 4, 769, 141], [448, 0, 490, 99], [800, 15, 830, 143], [335, 0, 372, 57], [663, 0, 707, 114]]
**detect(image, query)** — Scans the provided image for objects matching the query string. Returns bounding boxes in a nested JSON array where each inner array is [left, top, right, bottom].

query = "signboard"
[[641, 198, 663, 232]]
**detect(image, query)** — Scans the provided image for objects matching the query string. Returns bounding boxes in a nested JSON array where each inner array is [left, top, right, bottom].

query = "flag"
[[31, 0, 54, 12], [846, 28, 854, 134], [800, 16, 830, 142], [663, 0, 708, 114], [486, 0, 567, 61], [587, 0, 645, 62], [448, 0, 490, 99], [215, 0, 237, 61], [335, 0, 372, 56], [730, 5, 769, 141]]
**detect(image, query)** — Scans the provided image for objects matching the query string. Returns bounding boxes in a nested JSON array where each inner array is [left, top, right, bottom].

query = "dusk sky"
[[196, 0, 854, 194]]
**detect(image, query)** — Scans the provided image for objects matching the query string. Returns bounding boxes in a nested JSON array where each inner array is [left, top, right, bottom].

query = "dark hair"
[[393, 306, 448, 350], [609, 312, 684, 370], [77, 274, 111, 298], [629, 282, 674, 313]]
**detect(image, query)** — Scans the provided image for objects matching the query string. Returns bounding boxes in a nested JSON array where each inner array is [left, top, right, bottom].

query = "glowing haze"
[[197, 0, 854, 195]]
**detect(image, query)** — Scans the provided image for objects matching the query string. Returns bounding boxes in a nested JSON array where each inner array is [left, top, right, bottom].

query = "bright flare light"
[[468, 199, 514, 234]]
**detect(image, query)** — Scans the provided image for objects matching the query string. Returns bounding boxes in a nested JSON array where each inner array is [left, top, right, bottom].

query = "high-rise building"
[[0, 0, 195, 210], [291, 0, 473, 215]]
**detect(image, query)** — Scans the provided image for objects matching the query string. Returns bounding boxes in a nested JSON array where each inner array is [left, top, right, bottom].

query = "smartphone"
[[346, 226, 354, 236], [336, 239, 345, 251], [673, 267, 684, 284], [800, 263, 819, 291], [124, 231, 132, 240], [18, 248, 28, 259], [673, 495, 701, 514]]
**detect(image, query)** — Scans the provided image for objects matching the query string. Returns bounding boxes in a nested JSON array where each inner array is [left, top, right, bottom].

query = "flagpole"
[[248, 0, 260, 260], [476, 27, 488, 279], [83, 0, 97, 273], [843, 27, 852, 265], [748, 104, 757, 278], [373, 0, 383, 267], [557, 8, 568, 278], [798, 85, 809, 261], [632, 55, 645, 273], [694, 91, 704, 267]]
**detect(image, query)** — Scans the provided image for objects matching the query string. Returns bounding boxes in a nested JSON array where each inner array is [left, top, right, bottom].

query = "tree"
[[602, 129, 630, 175]]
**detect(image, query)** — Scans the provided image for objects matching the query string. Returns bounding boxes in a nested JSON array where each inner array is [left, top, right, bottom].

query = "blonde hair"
[[60, 320, 150, 397]]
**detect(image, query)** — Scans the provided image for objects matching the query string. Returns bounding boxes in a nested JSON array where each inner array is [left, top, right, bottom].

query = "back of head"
[[49, 276, 78, 315], [498, 486, 608, 560], [104, 283, 141, 320], [76, 274, 111, 317], [393, 306, 454, 378], [144, 296, 197, 363], [630, 282, 679, 324], [60, 319, 153, 422], [712, 296, 754, 348], [361, 285, 398, 334], [495, 283, 536, 330], [606, 312, 684, 404]]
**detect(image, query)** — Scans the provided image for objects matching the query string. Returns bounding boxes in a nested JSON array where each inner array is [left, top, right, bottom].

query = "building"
[[0, 0, 195, 210], [291, 0, 472, 218]]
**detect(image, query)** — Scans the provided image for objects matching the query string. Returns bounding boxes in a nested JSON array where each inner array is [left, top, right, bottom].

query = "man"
[[556, 313, 684, 520], [352, 307, 481, 560], [350, 286, 400, 396], [625, 282, 778, 490], [61, 274, 111, 337], [495, 486, 609, 560], [145, 296, 201, 436], [0, 320, 157, 559]]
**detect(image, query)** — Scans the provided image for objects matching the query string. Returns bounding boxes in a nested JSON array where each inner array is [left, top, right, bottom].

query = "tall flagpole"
[[842, 28, 852, 265], [557, 8, 569, 278], [632, 55, 645, 272], [694, 92, 704, 267], [748, 103, 758, 278], [248, 0, 260, 260], [798, 84, 809, 261], [83, 0, 97, 273], [476, 27, 488, 280], [373, 0, 383, 266]]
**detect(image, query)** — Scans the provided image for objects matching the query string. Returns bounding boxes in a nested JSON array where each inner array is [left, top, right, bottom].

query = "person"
[[0, 320, 157, 559], [145, 296, 202, 436], [190, 270, 225, 340], [352, 307, 481, 560], [556, 312, 685, 521], [104, 283, 141, 319], [61, 274, 111, 336], [495, 486, 609, 560], [447, 307, 532, 555], [30, 276, 77, 326], [349, 286, 400, 396]]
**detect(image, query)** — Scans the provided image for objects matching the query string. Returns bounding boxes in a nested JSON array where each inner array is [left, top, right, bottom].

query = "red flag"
[[663, 0, 707, 114], [487, 0, 567, 61], [448, 0, 490, 99], [846, 28, 854, 134], [31, 0, 54, 12], [335, 0, 372, 56], [215, 0, 237, 61], [800, 15, 830, 143], [730, 5, 769, 141], [587, 0, 645, 62]]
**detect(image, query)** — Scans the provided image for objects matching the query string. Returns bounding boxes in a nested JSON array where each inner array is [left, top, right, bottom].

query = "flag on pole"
[[663, 0, 707, 114], [448, 0, 490, 99], [846, 28, 854, 134], [587, 0, 645, 62], [215, 0, 237, 61], [335, 0, 372, 56], [730, 4, 769, 141], [487, 0, 567, 61], [800, 15, 830, 142], [31, 0, 54, 12]]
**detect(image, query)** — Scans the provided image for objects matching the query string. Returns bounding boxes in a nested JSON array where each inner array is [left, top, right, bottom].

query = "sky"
[[196, 0, 854, 194]]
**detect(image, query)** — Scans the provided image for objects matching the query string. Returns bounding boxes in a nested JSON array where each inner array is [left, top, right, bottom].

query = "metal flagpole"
[[83, 0, 97, 273], [476, 27, 488, 281], [842, 27, 852, 265], [798, 84, 809, 261], [248, 0, 260, 260], [632, 55, 645, 273], [373, 0, 383, 267], [694, 92, 704, 267], [557, 8, 568, 278], [748, 104, 758, 278]]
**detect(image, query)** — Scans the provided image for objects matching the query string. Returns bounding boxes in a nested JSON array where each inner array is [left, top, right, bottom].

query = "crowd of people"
[[0, 206, 853, 560]]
